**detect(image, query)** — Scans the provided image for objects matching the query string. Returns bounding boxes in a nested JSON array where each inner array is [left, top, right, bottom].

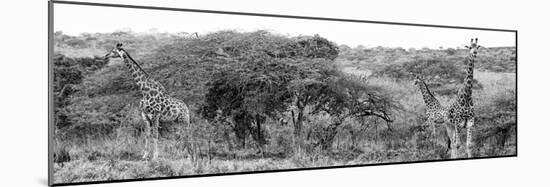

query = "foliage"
[[338, 45, 516, 73], [197, 32, 344, 149], [475, 89, 516, 156], [373, 56, 483, 95], [53, 54, 107, 135], [200, 59, 297, 147], [307, 73, 396, 149], [52, 29, 516, 183]]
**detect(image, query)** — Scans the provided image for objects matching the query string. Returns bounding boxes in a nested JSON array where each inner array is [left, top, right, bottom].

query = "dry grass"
[[53, 138, 345, 183], [54, 47, 105, 58], [53, 68, 516, 184]]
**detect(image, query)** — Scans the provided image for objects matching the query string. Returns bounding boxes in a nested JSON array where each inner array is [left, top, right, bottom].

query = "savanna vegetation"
[[52, 30, 516, 183]]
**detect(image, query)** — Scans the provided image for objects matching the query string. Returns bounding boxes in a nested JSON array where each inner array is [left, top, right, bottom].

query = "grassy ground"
[[54, 64, 515, 184], [53, 138, 440, 184]]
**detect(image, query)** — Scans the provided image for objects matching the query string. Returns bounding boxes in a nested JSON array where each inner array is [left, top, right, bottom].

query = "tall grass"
[[55, 68, 515, 183]]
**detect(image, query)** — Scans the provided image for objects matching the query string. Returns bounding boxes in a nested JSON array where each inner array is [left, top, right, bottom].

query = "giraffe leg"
[[431, 121, 437, 136], [453, 123, 460, 158], [444, 123, 457, 159], [187, 120, 195, 162], [466, 119, 474, 158], [185, 110, 191, 129], [445, 132, 451, 153], [176, 124, 189, 157], [141, 112, 152, 160], [152, 116, 160, 160], [186, 120, 197, 162]]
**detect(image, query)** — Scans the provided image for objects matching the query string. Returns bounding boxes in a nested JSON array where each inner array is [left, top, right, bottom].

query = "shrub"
[[475, 89, 516, 156], [373, 57, 483, 95]]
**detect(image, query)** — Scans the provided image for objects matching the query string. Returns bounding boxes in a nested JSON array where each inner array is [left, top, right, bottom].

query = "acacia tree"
[[285, 60, 338, 150], [201, 58, 296, 149], [199, 32, 397, 153], [309, 73, 396, 150], [268, 35, 340, 150], [200, 32, 341, 151]]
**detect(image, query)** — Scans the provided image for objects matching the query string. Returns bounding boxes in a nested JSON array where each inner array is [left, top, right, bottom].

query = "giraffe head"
[[104, 43, 126, 59], [411, 73, 424, 86], [465, 38, 481, 57]]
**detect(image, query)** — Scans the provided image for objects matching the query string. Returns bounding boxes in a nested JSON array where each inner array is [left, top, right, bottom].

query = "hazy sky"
[[54, 4, 515, 49]]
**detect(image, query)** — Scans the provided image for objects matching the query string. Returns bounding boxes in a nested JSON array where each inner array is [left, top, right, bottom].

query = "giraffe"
[[447, 38, 481, 158], [104, 43, 191, 160], [412, 73, 456, 157], [413, 73, 447, 127]]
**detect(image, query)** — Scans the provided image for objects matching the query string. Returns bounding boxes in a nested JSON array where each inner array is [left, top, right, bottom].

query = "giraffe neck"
[[458, 52, 475, 104], [120, 51, 148, 89], [417, 79, 441, 108]]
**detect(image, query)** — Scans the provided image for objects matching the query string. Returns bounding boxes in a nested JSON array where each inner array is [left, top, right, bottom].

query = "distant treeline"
[[338, 44, 516, 73]]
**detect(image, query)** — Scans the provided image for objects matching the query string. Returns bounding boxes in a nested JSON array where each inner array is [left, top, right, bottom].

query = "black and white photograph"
[[49, 1, 516, 185]]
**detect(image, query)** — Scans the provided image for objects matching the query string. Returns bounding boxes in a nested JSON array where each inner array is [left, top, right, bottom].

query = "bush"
[[338, 45, 515, 73], [373, 57, 483, 95], [475, 89, 516, 156]]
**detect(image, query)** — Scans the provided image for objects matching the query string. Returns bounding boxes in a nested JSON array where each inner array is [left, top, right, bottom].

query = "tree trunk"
[[321, 122, 340, 150], [223, 131, 233, 151], [294, 106, 305, 137], [293, 103, 306, 152], [350, 130, 357, 150], [254, 114, 266, 152], [232, 115, 248, 149]]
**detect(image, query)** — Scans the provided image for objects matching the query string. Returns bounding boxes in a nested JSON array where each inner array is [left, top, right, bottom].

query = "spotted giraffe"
[[413, 73, 456, 156], [448, 38, 481, 158], [413, 73, 447, 126], [104, 43, 190, 160]]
